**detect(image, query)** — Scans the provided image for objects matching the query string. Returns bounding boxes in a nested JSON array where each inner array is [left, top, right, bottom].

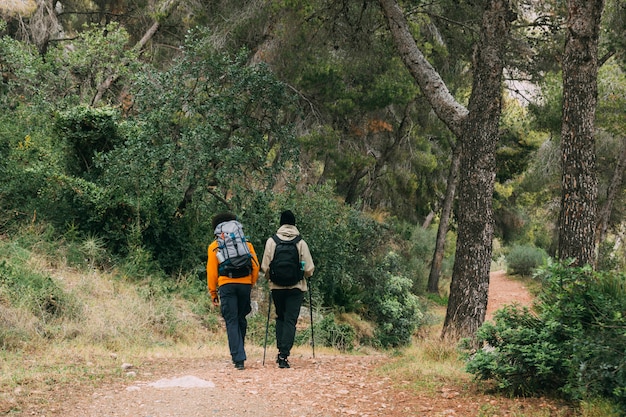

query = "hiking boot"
[[234, 361, 245, 370], [276, 355, 290, 369]]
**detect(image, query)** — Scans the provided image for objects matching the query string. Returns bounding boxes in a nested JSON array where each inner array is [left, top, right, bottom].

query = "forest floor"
[[18, 271, 575, 417]]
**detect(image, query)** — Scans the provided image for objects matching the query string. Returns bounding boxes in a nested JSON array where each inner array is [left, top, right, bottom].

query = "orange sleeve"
[[206, 241, 219, 300], [248, 242, 260, 286]]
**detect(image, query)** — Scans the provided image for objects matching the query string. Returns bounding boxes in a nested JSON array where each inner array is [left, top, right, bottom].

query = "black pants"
[[271, 288, 304, 358], [219, 283, 252, 363]]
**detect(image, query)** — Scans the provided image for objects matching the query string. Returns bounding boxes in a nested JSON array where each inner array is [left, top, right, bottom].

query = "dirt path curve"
[[486, 270, 533, 321], [53, 271, 535, 417]]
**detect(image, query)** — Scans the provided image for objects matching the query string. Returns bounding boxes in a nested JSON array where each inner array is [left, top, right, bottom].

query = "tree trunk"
[[596, 137, 626, 245], [378, 0, 513, 340], [557, 0, 604, 266], [441, 0, 513, 340], [427, 140, 461, 294]]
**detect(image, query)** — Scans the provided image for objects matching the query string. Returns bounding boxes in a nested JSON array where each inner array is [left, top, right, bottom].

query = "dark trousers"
[[271, 288, 304, 358], [219, 283, 252, 363]]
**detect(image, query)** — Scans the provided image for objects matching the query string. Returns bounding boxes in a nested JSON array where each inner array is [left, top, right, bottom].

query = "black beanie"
[[280, 210, 296, 226]]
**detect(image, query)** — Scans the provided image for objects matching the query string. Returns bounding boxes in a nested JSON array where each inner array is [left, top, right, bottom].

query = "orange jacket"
[[207, 240, 259, 301]]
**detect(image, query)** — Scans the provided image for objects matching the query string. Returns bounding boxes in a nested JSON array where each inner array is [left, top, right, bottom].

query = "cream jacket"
[[260, 224, 314, 291]]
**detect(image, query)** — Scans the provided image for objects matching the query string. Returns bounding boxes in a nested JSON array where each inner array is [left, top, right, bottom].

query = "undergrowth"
[[0, 231, 616, 416], [465, 261, 625, 416]]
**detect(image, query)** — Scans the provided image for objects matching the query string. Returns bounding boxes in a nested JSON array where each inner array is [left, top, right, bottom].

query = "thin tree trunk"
[[557, 0, 604, 266], [427, 140, 461, 294], [422, 211, 435, 229], [596, 137, 626, 245], [91, 0, 180, 106], [362, 100, 415, 209]]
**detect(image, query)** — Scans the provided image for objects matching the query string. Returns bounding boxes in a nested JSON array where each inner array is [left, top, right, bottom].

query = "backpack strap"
[[271, 234, 282, 245], [272, 234, 301, 246]]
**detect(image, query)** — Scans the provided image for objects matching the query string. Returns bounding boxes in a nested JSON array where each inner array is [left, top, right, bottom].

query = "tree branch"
[[91, 0, 180, 106], [377, 0, 468, 138]]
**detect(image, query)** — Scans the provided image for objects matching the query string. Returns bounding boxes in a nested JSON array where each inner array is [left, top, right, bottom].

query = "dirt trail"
[[486, 270, 533, 321], [37, 272, 539, 417]]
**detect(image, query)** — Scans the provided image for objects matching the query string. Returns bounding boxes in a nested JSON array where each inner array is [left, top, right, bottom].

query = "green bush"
[[54, 105, 122, 177], [506, 244, 547, 276], [466, 261, 626, 412], [465, 304, 565, 395], [316, 313, 356, 351], [0, 259, 81, 321], [363, 252, 425, 348]]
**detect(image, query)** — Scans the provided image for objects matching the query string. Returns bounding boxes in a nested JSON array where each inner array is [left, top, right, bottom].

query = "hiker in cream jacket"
[[261, 210, 314, 368]]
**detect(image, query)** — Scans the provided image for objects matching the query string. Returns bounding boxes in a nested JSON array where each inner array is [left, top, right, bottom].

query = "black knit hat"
[[279, 210, 296, 226], [212, 212, 236, 230]]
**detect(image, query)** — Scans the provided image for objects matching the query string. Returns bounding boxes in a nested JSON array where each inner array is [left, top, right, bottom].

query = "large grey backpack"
[[215, 220, 253, 278]]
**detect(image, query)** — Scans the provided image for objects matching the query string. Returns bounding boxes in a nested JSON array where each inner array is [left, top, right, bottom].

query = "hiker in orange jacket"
[[207, 212, 259, 370]]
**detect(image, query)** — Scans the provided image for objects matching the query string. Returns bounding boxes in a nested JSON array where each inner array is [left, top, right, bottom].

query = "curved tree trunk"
[[441, 0, 512, 340], [427, 140, 461, 294], [376, 0, 468, 139], [379, 0, 513, 340], [557, 0, 604, 266]]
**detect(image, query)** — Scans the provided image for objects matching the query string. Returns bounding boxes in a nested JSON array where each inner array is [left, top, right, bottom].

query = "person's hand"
[[212, 297, 219, 307]]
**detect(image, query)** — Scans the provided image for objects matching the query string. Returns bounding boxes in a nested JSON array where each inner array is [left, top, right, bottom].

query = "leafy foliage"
[[54, 105, 122, 177], [466, 261, 626, 411], [363, 252, 425, 348], [506, 244, 548, 277], [92, 33, 298, 272], [263, 0, 454, 222], [315, 313, 356, 351]]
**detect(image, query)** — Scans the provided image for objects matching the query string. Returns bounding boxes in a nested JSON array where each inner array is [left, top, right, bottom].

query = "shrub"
[[316, 313, 356, 351], [363, 252, 425, 348], [0, 259, 81, 321], [466, 261, 626, 412], [506, 244, 547, 276], [465, 305, 566, 395]]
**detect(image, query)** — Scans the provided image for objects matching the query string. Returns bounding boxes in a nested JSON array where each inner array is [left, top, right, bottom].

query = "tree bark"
[[378, 0, 513, 339], [596, 137, 626, 245], [441, 0, 512, 340], [427, 140, 461, 294], [557, 0, 604, 266]]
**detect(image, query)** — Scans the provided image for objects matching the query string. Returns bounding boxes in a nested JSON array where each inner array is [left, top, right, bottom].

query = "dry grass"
[[0, 246, 226, 413], [374, 305, 471, 393], [0, 0, 36, 16]]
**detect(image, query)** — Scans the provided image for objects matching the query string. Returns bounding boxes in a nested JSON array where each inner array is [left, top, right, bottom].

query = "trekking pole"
[[262, 289, 272, 366], [308, 278, 315, 358]]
